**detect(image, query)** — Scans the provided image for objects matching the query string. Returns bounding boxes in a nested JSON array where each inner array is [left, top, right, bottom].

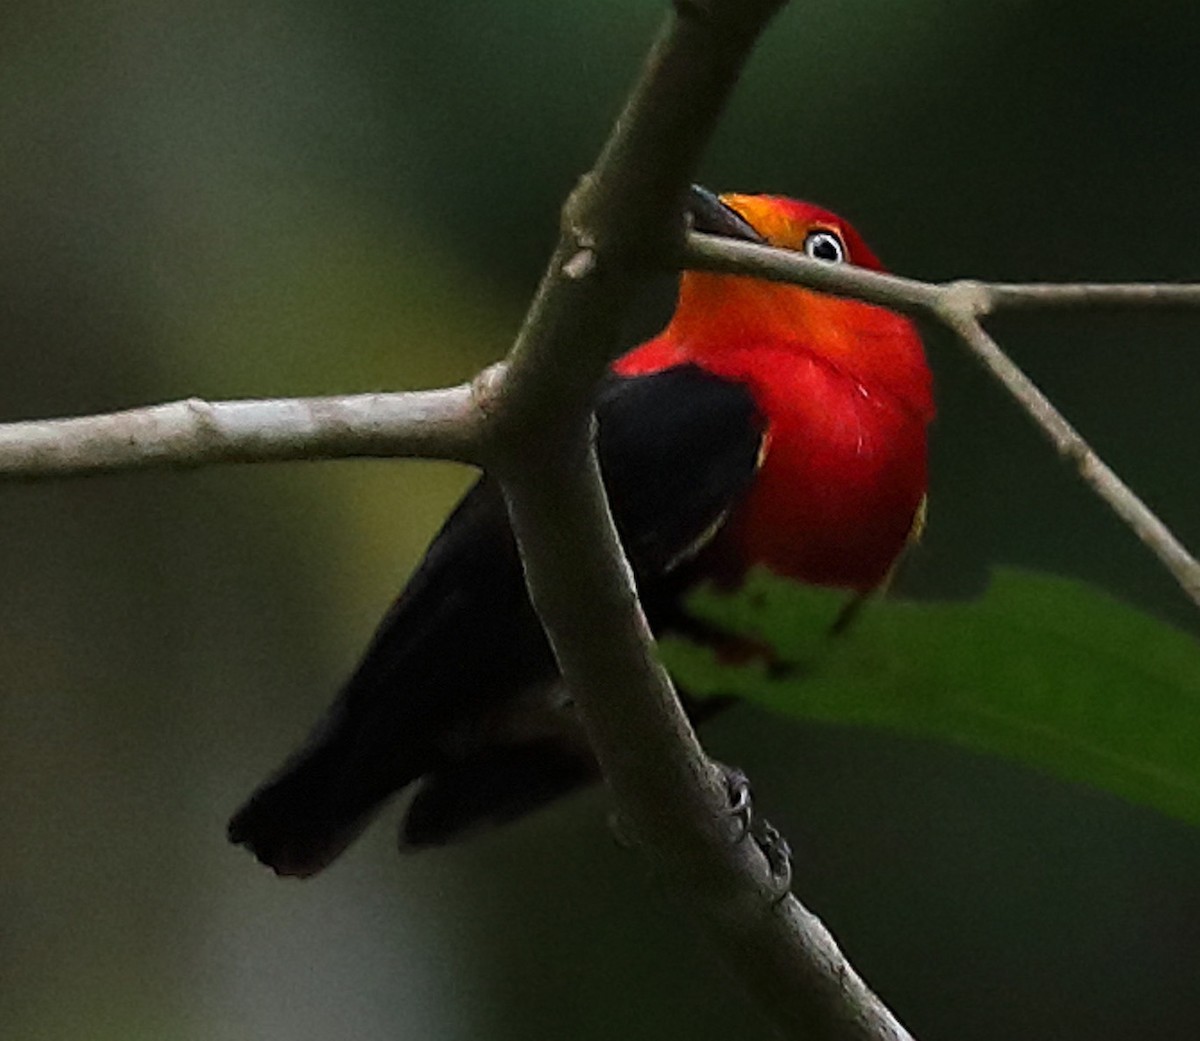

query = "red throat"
[[615, 265, 933, 592]]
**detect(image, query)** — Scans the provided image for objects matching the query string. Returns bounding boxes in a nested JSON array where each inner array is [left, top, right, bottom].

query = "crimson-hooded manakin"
[[228, 187, 934, 877]]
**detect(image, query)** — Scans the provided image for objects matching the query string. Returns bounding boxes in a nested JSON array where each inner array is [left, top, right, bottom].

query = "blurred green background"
[[2, 2, 1199, 1039]]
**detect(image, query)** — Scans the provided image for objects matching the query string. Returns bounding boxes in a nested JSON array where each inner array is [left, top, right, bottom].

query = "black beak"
[[686, 185, 765, 244]]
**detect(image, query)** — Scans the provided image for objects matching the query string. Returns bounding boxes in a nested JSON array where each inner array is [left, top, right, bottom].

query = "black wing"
[[228, 364, 763, 873], [596, 365, 764, 575]]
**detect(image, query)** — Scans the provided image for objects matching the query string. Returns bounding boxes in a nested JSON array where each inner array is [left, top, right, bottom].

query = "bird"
[[228, 186, 934, 877]]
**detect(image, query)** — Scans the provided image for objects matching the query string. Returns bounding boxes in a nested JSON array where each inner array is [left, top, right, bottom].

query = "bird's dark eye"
[[803, 230, 846, 263]]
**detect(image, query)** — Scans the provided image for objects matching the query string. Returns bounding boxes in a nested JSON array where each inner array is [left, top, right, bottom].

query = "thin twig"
[[943, 314, 1200, 606], [683, 234, 1200, 317], [977, 281, 1200, 312], [684, 231, 944, 315]]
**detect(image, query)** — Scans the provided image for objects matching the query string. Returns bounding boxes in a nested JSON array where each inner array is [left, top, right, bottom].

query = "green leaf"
[[660, 569, 1200, 827]]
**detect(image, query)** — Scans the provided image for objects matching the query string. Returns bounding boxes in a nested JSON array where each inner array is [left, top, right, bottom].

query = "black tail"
[[228, 721, 430, 877]]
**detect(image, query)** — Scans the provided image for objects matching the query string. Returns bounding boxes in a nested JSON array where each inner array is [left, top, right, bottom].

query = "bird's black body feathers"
[[228, 365, 763, 875]]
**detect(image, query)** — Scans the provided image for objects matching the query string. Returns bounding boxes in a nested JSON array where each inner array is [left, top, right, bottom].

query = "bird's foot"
[[721, 764, 754, 841], [718, 762, 793, 902]]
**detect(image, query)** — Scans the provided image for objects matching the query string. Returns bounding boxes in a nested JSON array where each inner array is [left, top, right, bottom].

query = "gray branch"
[[0, 386, 482, 479], [485, 1, 914, 1035]]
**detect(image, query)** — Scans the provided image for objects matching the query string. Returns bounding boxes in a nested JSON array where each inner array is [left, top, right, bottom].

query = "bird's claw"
[[720, 764, 754, 842], [717, 762, 793, 902]]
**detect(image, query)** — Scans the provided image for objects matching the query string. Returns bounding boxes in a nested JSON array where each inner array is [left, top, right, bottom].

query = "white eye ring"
[[803, 230, 846, 263]]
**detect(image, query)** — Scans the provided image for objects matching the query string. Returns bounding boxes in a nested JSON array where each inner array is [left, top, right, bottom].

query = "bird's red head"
[[620, 193, 932, 424]]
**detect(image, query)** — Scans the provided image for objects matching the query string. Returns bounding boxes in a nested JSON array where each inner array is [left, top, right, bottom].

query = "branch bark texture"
[[0, 387, 481, 479]]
